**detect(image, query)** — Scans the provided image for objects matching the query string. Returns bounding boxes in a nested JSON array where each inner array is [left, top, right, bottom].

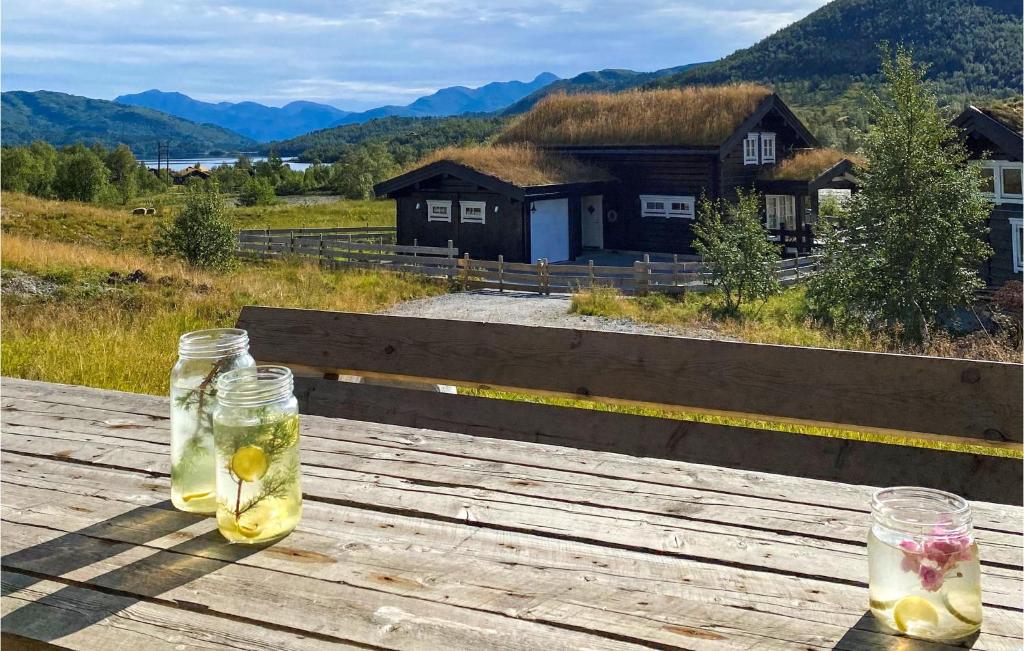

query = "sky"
[[1, 0, 831, 111]]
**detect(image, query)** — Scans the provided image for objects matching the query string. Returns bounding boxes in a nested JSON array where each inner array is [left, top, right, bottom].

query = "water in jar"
[[868, 527, 982, 641], [214, 411, 302, 543], [170, 384, 218, 513]]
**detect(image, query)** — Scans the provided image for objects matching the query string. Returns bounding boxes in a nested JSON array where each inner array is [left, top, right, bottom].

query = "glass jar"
[[170, 328, 254, 514], [213, 365, 302, 544], [868, 487, 981, 641]]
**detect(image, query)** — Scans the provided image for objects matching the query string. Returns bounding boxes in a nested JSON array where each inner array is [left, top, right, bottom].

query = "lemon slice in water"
[[231, 445, 268, 482], [942, 590, 982, 626], [893, 596, 939, 633], [182, 490, 213, 503]]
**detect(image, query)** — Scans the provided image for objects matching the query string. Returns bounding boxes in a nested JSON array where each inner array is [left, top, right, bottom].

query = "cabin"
[[950, 102, 1024, 287], [173, 164, 212, 184], [375, 86, 852, 262]]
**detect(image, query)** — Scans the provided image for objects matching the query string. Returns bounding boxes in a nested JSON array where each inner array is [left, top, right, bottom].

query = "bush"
[[154, 180, 235, 268], [237, 176, 276, 206]]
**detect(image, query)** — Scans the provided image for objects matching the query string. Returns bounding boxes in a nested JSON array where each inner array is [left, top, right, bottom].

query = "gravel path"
[[382, 290, 726, 339]]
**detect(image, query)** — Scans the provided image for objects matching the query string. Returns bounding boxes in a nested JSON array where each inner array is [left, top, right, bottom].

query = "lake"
[[139, 156, 311, 172]]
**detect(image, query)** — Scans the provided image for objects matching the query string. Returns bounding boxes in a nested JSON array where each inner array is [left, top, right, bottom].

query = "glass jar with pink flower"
[[868, 487, 981, 641]]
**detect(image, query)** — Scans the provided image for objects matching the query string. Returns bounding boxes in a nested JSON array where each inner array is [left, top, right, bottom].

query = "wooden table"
[[2, 378, 1021, 650]]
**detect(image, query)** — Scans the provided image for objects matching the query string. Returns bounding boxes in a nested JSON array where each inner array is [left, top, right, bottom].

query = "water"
[[139, 156, 311, 172], [214, 414, 302, 543], [868, 529, 982, 641], [169, 385, 218, 514]]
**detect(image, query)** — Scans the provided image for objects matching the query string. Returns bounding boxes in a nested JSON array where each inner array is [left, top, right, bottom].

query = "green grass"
[[1, 191, 397, 252]]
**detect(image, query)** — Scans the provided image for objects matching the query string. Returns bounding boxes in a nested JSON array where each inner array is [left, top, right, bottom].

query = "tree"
[[105, 144, 139, 204], [692, 189, 780, 314], [328, 141, 397, 199], [155, 180, 235, 268], [1, 147, 43, 194], [807, 47, 992, 342], [237, 176, 276, 206], [53, 144, 110, 202]]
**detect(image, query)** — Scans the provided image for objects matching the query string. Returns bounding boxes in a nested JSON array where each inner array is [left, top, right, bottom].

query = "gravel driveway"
[[382, 290, 726, 339]]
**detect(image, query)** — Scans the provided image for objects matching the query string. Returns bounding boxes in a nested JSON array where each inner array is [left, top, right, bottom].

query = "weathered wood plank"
[[235, 308, 1024, 444], [2, 378, 1019, 533], [4, 475, 1021, 650]]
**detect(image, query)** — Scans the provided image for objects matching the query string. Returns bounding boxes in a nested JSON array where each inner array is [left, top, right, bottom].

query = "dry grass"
[[497, 84, 773, 147], [979, 96, 1023, 135], [762, 148, 867, 181], [1, 234, 443, 395], [413, 144, 612, 187]]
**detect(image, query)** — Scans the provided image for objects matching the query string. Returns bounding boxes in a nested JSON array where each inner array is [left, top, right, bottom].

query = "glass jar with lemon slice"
[[868, 487, 981, 641], [212, 365, 302, 543], [170, 329, 255, 514]]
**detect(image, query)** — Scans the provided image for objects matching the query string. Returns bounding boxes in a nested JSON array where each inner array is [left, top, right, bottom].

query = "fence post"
[[795, 253, 801, 282], [447, 240, 455, 281], [498, 254, 504, 293], [461, 253, 470, 292], [588, 259, 595, 289], [319, 233, 325, 268], [672, 254, 679, 287], [289, 231, 296, 256], [542, 258, 550, 295], [264, 228, 271, 259]]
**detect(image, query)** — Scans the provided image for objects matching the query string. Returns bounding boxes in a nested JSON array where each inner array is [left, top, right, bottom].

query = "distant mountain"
[[1, 90, 256, 157], [503, 65, 704, 114], [115, 90, 351, 142], [333, 72, 559, 125]]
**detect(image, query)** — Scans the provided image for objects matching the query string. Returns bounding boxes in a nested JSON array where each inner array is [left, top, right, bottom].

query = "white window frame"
[[760, 132, 776, 163], [743, 133, 759, 165], [640, 194, 695, 219], [974, 160, 1023, 204], [1011, 217, 1023, 273], [460, 200, 487, 224], [426, 200, 452, 222], [765, 194, 796, 230]]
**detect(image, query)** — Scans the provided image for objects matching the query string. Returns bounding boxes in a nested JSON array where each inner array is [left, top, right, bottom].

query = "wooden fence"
[[236, 227, 821, 295]]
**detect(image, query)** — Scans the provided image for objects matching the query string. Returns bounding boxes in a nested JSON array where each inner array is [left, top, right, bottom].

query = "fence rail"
[[236, 228, 821, 295]]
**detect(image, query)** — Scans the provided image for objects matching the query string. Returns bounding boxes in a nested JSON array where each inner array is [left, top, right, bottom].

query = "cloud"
[[1, 0, 831, 109]]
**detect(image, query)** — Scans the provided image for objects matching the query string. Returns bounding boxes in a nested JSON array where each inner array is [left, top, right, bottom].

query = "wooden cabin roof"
[[496, 85, 810, 148], [760, 148, 865, 182], [977, 98, 1023, 136], [951, 103, 1024, 160]]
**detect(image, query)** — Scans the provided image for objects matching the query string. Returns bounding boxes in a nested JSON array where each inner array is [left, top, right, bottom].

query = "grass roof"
[[413, 144, 612, 187], [978, 97, 1023, 135], [496, 84, 773, 147], [762, 148, 866, 181]]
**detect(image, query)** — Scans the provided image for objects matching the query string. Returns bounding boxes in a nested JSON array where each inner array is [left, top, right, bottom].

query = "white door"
[[582, 194, 603, 249], [530, 198, 570, 263]]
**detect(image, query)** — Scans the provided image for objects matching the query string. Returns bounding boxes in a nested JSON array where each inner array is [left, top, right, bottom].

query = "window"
[[974, 161, 1023, 203], [760, 133, 776, 163], [743, 133, 759, 165], [765, 195, 796, 230], [1012, 218, 1023, 273], [426, 200, 452, 222], [640, 194, 695, 219], [460, 200, 486, 224]]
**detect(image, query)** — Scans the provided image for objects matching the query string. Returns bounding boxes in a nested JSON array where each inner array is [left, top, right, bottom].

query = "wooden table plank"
[[4, 459, 1022, 650], [3, 378, 1022, 650]]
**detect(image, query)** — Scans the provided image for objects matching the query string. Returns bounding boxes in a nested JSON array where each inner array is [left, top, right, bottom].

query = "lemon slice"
[[869, 596, 898, 611], [893, 596, 939, 633], [942, 590, 982, 627], [237, 520, 263, 538], [182, 490, 213, 502], [231, 445, 268, 482]]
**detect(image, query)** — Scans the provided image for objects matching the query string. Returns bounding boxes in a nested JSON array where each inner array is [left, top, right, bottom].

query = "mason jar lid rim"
[[871, 486, 972, 535], [178, 328, 249, 357], [216, 365, 294, 405]]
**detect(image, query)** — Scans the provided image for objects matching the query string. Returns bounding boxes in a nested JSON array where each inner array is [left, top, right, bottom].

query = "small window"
[[1001, 166, 1023, 198], [426, 200, 452, 222], [460, 200, 486, 224], [760, 133, 776, 163], [743, 133, 759, 165], [1012, 218, 1023, 273], [640, 194, 695, 219], [979, 165, 996, 196], [765, 194, 796, 230]]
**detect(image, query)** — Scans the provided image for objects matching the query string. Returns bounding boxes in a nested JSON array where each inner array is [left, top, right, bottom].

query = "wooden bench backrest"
[[237, 306, 1023, 504]]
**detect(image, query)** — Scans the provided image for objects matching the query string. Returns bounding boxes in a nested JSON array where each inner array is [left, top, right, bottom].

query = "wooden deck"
[[2, 377, 1022, 650]]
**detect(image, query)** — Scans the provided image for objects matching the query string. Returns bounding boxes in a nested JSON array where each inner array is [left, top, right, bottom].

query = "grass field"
[[1, 193, 431, 395]]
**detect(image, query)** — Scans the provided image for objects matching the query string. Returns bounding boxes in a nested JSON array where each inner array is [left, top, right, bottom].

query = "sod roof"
[[413, 144, 613, 187], [977, 97, 1023, 136], [761, 148, 866, 182], [496, 84, 773, 147]]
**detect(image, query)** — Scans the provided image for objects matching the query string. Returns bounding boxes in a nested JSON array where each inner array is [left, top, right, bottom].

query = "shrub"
[[692, 189, 780, 314], [154, 180, 235, 268], [237, 176, 276, 206]]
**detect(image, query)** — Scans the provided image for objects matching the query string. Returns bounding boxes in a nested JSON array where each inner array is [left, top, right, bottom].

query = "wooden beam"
[[237, 307, 1023, 444]]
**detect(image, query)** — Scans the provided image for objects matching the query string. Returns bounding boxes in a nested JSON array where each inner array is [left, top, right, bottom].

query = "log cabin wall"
[[393, 176, 527, 262], [719, 110, 811, 201]]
